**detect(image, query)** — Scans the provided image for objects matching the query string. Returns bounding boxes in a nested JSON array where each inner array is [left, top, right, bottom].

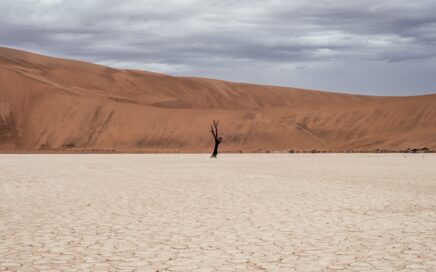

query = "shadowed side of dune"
[[1, 47, 435, 153]]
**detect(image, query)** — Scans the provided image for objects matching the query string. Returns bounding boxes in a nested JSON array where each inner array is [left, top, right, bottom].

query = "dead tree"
[[210, 120, 223, 158]]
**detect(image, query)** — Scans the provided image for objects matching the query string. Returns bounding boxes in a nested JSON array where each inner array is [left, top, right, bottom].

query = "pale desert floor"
[[0, 154, 435, 272]]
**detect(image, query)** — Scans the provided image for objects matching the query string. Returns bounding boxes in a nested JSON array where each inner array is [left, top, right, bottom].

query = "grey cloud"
[[0, 0, 435, 95]]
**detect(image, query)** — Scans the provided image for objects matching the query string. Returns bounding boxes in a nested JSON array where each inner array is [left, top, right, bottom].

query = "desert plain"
[[1, 154, 435, 271]]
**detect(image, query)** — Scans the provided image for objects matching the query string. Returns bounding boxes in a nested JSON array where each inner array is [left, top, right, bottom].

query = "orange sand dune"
[[1, 47, 435, 152]]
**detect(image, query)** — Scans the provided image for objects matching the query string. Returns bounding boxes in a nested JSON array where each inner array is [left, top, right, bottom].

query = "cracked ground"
[[1, 154, 435, 271]]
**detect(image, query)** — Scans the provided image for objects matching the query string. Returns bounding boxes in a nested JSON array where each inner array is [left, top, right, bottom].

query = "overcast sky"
[[1, 0, 436, 95]]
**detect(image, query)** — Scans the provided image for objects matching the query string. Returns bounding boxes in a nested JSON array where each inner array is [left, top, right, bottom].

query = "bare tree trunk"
[[210, 120, 222, 158], [211, 139, 219, 158]]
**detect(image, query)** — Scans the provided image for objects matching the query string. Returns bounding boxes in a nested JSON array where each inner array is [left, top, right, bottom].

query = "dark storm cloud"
[[1, 0, 435, 95]]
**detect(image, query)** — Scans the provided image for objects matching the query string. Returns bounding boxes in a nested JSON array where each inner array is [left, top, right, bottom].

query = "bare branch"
[[213, 120, 219, 137], [210, 125, 216, 138]]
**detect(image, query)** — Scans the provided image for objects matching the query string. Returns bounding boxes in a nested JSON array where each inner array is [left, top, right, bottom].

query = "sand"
[[1, 47, 436, 153], [1, 154, 435, 271]]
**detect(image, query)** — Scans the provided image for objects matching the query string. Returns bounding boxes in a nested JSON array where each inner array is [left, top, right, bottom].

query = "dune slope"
[[1, 47, 435, 152]]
